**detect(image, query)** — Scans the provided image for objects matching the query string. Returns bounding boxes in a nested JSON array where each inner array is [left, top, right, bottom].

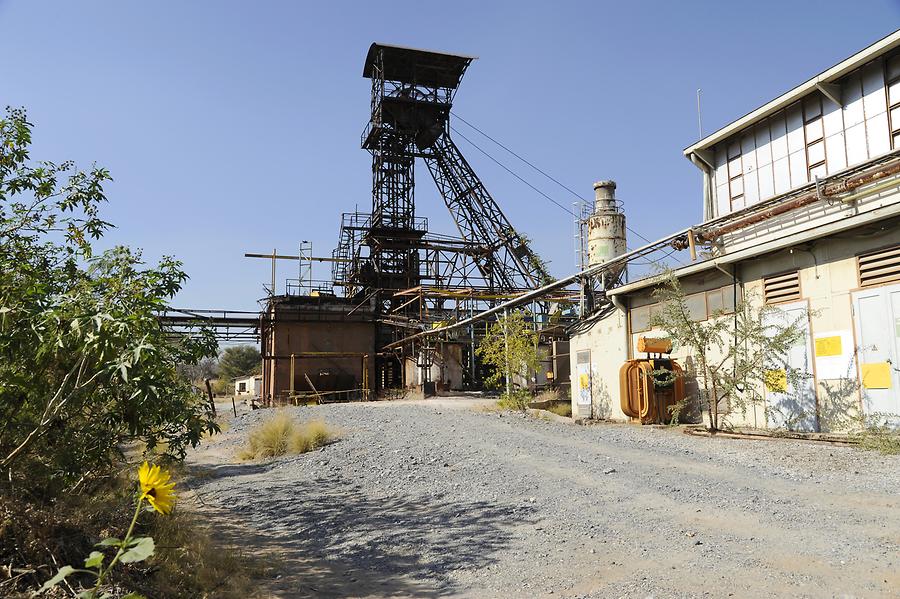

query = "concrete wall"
[[571, 218, 900, 430], [403, 342, 466, 391], [569, 310, 629, 420], [235, 376, 261, 396]]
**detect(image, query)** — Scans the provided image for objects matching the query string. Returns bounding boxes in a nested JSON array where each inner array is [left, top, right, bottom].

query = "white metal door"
[[764, 301, 818, 431], [853, 284, 900, 420]]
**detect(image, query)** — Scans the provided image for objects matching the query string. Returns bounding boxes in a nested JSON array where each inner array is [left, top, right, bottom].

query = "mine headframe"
[[341, 42, 549, 314]]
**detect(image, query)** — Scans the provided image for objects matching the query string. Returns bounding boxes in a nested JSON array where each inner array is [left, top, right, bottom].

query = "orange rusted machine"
[[619, 336, 685, 424]]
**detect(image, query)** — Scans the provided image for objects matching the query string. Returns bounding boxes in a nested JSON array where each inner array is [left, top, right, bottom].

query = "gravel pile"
[[186, 400, 900, 598]]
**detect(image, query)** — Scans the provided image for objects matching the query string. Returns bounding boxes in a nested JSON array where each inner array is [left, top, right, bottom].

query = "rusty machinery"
[[619, 336, 685, 424]]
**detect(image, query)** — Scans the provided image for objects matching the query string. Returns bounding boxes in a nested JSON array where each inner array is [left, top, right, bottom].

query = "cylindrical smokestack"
[[587, 180, 626, 278], [593, 180, 617, 212]]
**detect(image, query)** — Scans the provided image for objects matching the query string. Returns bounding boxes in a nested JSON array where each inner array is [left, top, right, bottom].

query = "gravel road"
[[185, 398, 900, 598]]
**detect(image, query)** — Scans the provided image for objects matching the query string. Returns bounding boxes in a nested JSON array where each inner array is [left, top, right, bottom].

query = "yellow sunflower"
[[138, 462, 176, 514]]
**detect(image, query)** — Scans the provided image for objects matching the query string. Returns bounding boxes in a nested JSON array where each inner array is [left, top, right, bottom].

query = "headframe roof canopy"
[[363, 43, 477, 89]]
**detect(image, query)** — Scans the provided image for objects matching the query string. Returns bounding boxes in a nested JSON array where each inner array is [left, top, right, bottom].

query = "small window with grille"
[[858, 245, 900, 288], [763, 271, 801, 304]]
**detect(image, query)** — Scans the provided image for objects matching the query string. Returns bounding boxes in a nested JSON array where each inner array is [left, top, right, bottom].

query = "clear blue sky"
[[2, 1, 898, 310]]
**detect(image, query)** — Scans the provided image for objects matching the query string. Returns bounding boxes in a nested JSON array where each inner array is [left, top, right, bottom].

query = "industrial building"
[[253, 43, 573, 404], [570, 30, 900, 431]]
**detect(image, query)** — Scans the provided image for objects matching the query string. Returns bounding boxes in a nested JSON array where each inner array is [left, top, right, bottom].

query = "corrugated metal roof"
[[363, 42, 476, 88]]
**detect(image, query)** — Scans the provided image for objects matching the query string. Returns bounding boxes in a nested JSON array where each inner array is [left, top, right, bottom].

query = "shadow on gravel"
[[193, 464, 535, 598]]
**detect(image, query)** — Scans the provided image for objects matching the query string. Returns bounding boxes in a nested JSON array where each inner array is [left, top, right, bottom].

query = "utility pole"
[[503, 307, 511, 397]]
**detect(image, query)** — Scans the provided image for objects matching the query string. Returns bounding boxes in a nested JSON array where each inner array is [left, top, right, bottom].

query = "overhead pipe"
[[699, 157, 900, 242], [382, 226, 693, 350], [384, 155, 900, 352]]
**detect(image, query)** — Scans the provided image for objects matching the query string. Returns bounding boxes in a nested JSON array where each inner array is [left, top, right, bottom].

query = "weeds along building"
[[570, 29, 900, 431]]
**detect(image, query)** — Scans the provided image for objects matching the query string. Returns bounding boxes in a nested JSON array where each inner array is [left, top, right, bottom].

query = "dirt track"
[[185, 398, 900, 598]]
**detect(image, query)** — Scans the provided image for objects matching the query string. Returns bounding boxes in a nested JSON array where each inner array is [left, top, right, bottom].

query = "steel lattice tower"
[[336, 43, 551, 387], [358, 43, 547, 299]]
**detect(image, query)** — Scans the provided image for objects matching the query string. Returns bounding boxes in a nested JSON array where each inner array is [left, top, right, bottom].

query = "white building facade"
[[571, 30, 900, 431]]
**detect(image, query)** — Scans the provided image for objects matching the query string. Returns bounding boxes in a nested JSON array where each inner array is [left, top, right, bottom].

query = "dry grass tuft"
[[240, 412, 336, 460], [547, 402, 572, 418], [856, 427, 900, 455], [534, 388, 560, 403], [475, 401, 505, 413]]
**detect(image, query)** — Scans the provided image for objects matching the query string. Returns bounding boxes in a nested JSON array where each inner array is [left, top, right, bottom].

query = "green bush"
[[0, 108, 218, 495], [497, 389, 531, 411]]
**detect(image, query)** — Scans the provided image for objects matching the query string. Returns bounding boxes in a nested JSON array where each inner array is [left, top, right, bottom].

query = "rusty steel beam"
[[698, 158, 900, 242]]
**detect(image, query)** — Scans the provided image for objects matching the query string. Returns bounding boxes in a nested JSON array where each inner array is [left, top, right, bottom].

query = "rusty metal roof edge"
[[363, 42, 478, 78]]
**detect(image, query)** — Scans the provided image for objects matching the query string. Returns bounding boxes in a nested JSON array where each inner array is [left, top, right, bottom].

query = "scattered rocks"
[[188, 399, 900, 598]]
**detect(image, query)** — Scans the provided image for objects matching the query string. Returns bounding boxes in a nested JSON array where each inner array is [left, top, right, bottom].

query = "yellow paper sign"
[[861, 362, 892, 389], [579, 373, 590, 390], [764, 369, 787, 393], [815, 336, 842, 357]]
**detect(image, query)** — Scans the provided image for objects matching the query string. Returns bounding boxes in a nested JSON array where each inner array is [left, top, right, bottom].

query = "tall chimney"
[[587, 180, 627, 279]]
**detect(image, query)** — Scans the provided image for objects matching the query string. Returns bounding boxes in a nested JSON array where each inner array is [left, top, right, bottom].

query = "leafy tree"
[[217, 345, 261, 380], [649, 272, 804, 431], [178, 356, 219, 383], [476, 310, 540, 407], [0, 107, 217, 493]]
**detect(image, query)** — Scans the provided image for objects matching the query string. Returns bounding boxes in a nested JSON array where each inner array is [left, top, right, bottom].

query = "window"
[[727, 140, 744, 210], [888, 54, 900, 149], [684, 292, 707, 321], [763, 271, 801, 304], [630, 285, 739, 331], [238, 382, 247, 392], [706, 286, 738, 315], [803, 95, 826, 181], [858, 244, 900, 288], [630, 304, 660, 333]]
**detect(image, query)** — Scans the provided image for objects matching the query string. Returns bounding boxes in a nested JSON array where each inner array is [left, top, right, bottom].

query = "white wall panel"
[[822, 98, 844, 136], [867, 112, 891, 157], [843, 73, 865, 127], [742, 135, 760, 204], [755, 124, 772, 166], [789, 150, 807, 188], [773, 156, 791, 194], [713, 145, 728, 190], [758, 161, 775, 200], [715, 184, 729, 217], [846, 122, 868, 164], [770, 114, 789, 160], [825, 132, 847, 173], [862, 62, 887, 119], [786, 104, 805, 153]]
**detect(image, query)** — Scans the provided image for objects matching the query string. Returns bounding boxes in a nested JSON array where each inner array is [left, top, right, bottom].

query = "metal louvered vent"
[[858, 245, 900, 288], [763, 271, 801, 304]]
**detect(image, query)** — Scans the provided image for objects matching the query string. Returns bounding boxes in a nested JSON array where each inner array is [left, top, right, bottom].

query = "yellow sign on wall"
[[764, 369, 787, 393], [814, 336, 842, 357], [861, 362, 892, 389], [579, 373, 590, 390]]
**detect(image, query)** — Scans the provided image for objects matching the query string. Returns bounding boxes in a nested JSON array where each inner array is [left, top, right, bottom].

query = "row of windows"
[[715, 52, 900, 216], [630, 285, 738, 333]]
